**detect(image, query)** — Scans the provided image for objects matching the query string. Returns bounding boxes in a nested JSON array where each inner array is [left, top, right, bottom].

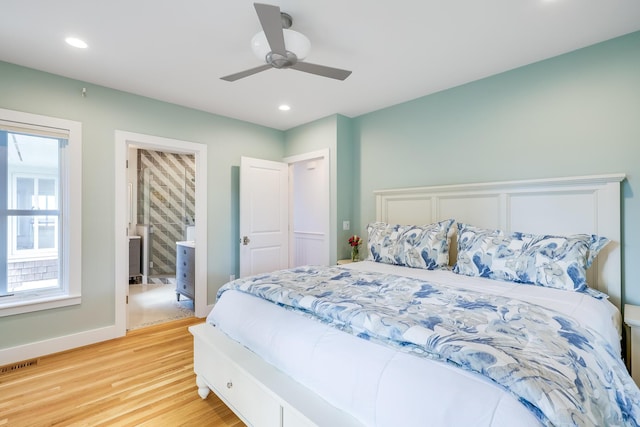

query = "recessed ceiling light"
[[278, 104, 291, 111], [65, 37, 88, 49]]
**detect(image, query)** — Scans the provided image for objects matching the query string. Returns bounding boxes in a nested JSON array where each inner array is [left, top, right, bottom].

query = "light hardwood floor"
[[0, 318, 243, 426]]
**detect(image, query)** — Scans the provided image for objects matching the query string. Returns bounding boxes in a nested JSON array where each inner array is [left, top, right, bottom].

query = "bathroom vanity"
[[128, 236, 142, 281], [176, 241, 195, 302]]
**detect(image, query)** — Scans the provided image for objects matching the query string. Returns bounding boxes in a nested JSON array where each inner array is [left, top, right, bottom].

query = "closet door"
[[239, 156, 289, 278]]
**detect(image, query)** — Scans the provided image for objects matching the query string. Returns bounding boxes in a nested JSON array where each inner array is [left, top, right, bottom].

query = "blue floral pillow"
[[452, 223, 610, 293], [366, 222, 407, 264], [367, 219, 454, 270]]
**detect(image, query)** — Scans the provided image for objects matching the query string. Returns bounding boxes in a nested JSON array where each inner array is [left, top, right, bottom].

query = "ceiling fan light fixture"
[[251, 29, 311, 61]]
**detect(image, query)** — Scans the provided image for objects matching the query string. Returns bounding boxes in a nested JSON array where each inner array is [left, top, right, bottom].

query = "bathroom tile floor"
[[128, 280, 194, 330]]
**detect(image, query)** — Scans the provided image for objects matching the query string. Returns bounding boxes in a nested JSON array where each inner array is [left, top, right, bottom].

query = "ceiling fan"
[[221, 3, 352, 82]]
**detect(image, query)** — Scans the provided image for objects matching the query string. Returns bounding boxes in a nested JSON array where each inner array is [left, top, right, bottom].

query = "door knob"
[[242, 236, 250, 245]]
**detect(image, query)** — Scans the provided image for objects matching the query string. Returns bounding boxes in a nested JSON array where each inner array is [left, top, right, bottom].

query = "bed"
[[190, 174, 639, 426]]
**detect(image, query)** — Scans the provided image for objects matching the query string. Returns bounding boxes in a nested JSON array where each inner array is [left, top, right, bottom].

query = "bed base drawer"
[[190, 323, 362, 427], [194, 339, 280, 426]]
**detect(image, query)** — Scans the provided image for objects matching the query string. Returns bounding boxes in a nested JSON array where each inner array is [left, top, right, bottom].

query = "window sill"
[[0, 293, 81, 317]]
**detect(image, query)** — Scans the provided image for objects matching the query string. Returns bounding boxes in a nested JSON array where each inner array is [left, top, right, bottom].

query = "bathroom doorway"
[[128, 148, 196, 329], [114, 131, 208, 335], [136, 149, 196, 282]]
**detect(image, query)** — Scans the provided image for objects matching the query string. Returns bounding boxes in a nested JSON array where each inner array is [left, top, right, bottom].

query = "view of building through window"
[[2, 131, 61, 295]]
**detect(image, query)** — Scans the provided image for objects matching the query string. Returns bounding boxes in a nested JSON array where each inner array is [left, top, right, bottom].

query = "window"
[[0, 109, 81, 316]]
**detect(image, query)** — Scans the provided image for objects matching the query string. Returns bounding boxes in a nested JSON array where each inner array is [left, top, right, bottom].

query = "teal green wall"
[[336, 115, 357, 260], [2, 29, 639, 352], [284, 115, 337, 157], [0, 61, 284, 348], [352, 31, 640, 305]]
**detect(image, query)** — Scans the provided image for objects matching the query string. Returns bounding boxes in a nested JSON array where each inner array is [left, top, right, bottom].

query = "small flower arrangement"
[[348, 235, 362, 261]]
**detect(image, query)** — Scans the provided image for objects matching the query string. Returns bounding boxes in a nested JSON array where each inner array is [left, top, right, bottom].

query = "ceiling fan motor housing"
[[280, 12, 292, 29], [266, 51, 298, 68]]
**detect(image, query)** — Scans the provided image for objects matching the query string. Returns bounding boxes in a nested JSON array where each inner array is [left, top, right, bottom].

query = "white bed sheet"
[[208, 262, 622, 427]]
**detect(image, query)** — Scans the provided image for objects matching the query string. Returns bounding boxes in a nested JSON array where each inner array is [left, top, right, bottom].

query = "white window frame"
[[9, 173, 59, 259], [0, 108, 82, 317]]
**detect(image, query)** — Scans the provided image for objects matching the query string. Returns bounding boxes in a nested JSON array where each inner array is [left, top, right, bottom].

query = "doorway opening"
[[128, 148, 196, 329], [135, 148, 195, 283], [288, 152, 330, 267], [114, 131, 208, 335]]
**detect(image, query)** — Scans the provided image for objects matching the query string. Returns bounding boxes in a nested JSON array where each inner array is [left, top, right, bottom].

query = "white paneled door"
[[239, 157, 289, 278]]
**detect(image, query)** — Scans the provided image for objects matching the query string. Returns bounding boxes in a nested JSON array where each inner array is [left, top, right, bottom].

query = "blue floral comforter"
[[217, 266, 640, 427]]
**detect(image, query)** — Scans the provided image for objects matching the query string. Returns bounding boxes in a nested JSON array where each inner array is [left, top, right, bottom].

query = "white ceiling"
[[2, 1, 640, 130]]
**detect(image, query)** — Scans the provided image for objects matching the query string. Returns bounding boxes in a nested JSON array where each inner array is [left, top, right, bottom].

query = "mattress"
[[207, 261, 624, 427]]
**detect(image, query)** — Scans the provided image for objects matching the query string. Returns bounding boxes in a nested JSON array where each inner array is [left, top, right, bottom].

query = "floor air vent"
[[0, 358, 39, 373]]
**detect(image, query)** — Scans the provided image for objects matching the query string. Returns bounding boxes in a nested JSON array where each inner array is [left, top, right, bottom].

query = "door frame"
[[284, 149, 330, 267], [114, 131, 208, 334]]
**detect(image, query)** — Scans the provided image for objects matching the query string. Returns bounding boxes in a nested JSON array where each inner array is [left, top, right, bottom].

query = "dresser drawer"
[[176, 246, 195, 280], [176, 243, 195, 300], [176, 279, 194, 299]]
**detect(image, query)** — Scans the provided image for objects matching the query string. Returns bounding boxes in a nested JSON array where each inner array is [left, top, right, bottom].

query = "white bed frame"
[[190, 173, 625, 426]]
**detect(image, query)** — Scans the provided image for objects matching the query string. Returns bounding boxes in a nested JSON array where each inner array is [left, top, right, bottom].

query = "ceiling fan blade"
[[290, 62, 352, 81], [220, 64, 272, 82], [254, 3, 286, 56]]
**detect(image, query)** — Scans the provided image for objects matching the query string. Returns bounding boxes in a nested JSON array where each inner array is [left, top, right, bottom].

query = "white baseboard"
[[1, 303, 212, 366], [0, 324, 123, 366]]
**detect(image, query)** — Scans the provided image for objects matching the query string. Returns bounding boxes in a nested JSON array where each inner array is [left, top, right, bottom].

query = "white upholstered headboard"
[[374, 174, 625, 310]]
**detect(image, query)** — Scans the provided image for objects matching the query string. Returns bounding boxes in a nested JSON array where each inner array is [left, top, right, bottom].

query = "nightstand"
[[624, 304, 640, 386], [337, 259, 356, 265]]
